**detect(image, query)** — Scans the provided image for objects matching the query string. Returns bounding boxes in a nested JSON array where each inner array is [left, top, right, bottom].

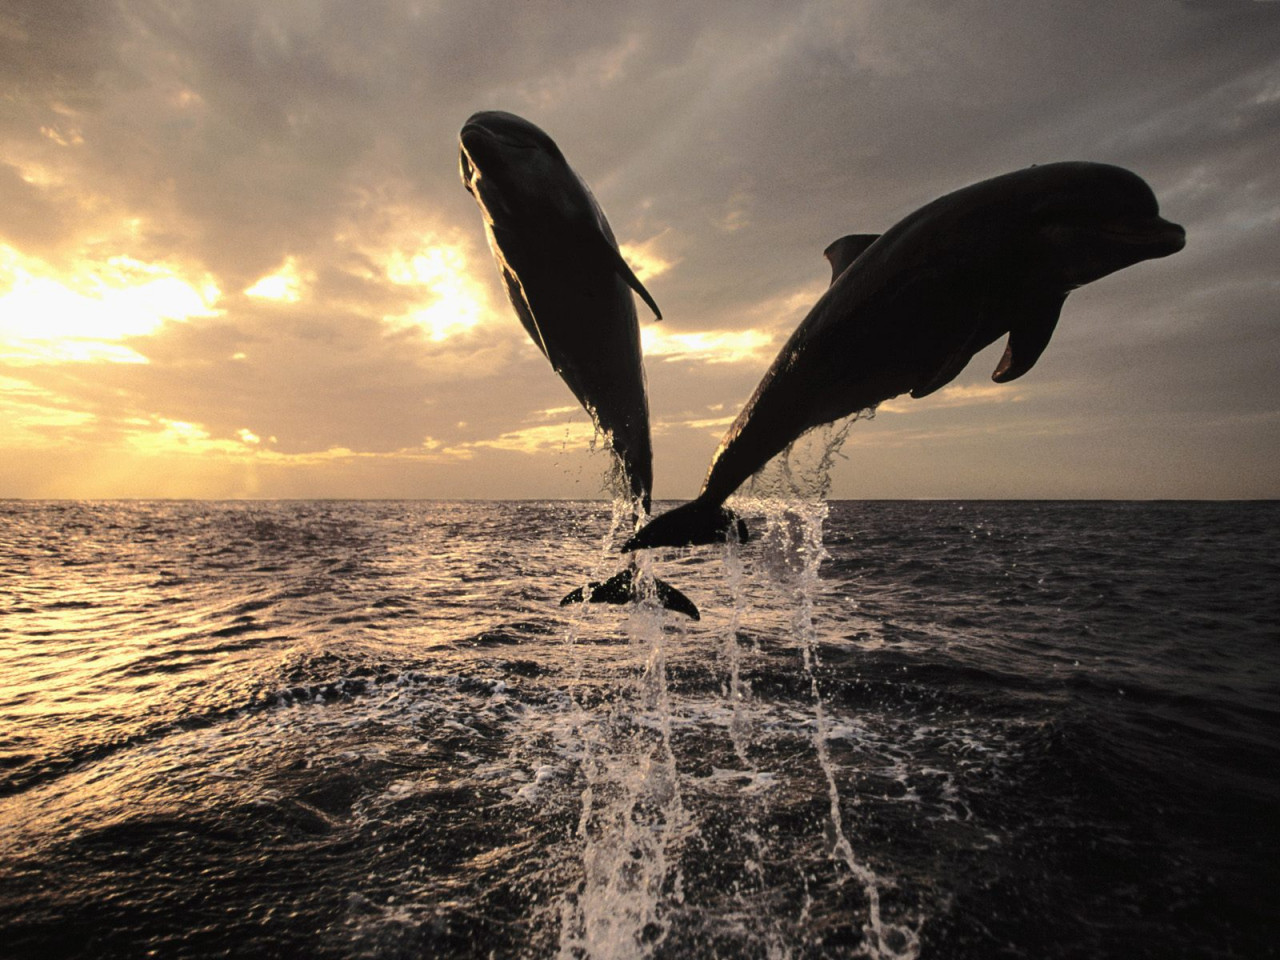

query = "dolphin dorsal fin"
[[992, 290, 1068, 383], [823, 234, 880, 284]]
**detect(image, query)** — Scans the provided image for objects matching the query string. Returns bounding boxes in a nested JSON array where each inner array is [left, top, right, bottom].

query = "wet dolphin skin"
[[625, 162, 1185, 552]]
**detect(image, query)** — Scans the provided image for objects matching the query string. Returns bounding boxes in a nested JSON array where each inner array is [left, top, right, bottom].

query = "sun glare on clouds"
[[244, 256, 307, 302], [878, 381, 1025, 414], [0, 376, 97, 450], [463, 419, 600, 456], [0, 244, 221, 364], [641, 326, 774, 364], [383, 241, 493, 341], [619, 236, 676, 283]]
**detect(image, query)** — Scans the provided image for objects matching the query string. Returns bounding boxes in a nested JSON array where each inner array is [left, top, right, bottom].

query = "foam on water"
[[552, 417, 924, 959], [4, 495, 1277, 958]]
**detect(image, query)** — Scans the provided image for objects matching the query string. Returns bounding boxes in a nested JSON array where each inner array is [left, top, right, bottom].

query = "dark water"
[[1, 498, 1277, 959]]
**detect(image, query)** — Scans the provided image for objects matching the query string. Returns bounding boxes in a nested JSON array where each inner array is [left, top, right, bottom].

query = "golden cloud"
[[457, 419, 600, 456], [619, 233, 678, 283], [379, 238, 498, 342], [244, 256, 309, 302], [0, 243, 221, 364], [641, 326, 774, 364]]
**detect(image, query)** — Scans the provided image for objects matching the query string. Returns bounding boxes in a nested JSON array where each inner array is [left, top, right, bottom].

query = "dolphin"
[[459, 110, 659, 508], [459, 110, 698, 617], [624, 161, 1186, 551]]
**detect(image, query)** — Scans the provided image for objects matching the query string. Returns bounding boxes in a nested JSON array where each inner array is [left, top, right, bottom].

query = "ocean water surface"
[[1, 497, 1277, 959]]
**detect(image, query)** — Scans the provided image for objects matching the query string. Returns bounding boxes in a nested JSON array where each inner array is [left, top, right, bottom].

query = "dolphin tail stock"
[[621, 497, 750, 553], [560, 567, 700, 621]]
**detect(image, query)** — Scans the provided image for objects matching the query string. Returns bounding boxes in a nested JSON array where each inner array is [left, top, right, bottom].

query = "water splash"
[[716, 525, 794, 959], [742, 415, 865, 502], [735, 415, 921, 959], [557, 502, 689, 960], [718, 523, 753, 766]]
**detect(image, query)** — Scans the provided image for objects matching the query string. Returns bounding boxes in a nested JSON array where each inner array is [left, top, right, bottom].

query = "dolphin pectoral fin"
[[559, 568, 700, 620], [911, 313, 994, 399], [911, 343, 978, 399], [992, 291, 1067, 383], [823, 234, 881, 284], [595, 233, 662, 319], [501, 266, 551, 359]]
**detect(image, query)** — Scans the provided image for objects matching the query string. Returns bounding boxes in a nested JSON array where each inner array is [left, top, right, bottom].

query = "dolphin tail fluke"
[[560, 568, 700, 620], [652, 577, 701, 620], [621, 498, 749, 553]]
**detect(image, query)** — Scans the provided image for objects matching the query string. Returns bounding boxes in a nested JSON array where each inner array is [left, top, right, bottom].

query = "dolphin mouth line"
[[1096, 218, 1186, 250]]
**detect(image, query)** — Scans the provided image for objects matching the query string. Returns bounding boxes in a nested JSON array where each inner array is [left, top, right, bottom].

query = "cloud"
[[1, 0, 1278, 497], [642, 327, 775, 365], [0, 243, 222, 364], [878, 382, 1025, 416], [459, 419, 601, 457]]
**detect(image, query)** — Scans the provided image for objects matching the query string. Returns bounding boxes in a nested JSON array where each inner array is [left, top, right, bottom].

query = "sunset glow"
[[384, 242, 494, 341], [619, 237, 676, 282], [0, 1, 1274, 499], [244, 257, 306, 302], [466, 419, 600, 456], [0, 245, 220, 364], [2, 10, 1275, 958], [641, 326, 774, 364]]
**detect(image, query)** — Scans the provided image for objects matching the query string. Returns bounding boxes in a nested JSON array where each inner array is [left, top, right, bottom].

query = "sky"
[[1, 0, 1277, 500]]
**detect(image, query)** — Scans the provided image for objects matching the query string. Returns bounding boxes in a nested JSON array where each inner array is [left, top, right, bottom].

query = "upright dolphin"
[[624, 161, 1186, 551], [459, 110, 697, 617], [460, 110, 659, 508]]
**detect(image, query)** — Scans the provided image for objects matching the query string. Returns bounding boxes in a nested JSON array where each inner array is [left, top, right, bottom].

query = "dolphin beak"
[[1101, 216, 1186, 258], [458, 121, 495, 166], [1147, 217, 1186, 257]]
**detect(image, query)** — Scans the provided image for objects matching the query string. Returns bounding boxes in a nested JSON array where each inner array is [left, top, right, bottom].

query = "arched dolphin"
[[624, 162, 1186, 551], [459, 110, 697, 616]]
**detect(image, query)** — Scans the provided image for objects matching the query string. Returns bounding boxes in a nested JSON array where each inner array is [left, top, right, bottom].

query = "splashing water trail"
[[721, 528, 753, 766], [717, 526, 794, 959], [738, 416, 921, 959], [558, 501, 689, 960]]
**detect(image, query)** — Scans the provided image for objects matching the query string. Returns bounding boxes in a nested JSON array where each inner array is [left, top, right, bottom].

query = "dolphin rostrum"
[[624, 162, 1186, 552], [459, 110, 698, 617]]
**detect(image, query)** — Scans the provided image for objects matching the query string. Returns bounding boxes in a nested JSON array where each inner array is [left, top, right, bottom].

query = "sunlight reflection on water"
[[1, 495, 1277, 959]]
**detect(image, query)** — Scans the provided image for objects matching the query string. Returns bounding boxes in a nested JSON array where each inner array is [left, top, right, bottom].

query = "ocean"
[[1, 497, 1276, 959]]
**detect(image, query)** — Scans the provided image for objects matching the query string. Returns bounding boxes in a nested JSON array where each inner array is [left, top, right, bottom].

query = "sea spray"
[[715, 527, 794, 959], [772, 499, 904, 959], [561, 414, 924, 957], [558, 499, 689, 960], [721, 526, 754, 767], [738, 417, 921, 959]]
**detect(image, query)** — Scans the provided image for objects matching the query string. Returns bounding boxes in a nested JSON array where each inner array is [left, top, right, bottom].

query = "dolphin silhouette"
[[459, 110, 698, 616], [624, 162, 1186, 552]]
